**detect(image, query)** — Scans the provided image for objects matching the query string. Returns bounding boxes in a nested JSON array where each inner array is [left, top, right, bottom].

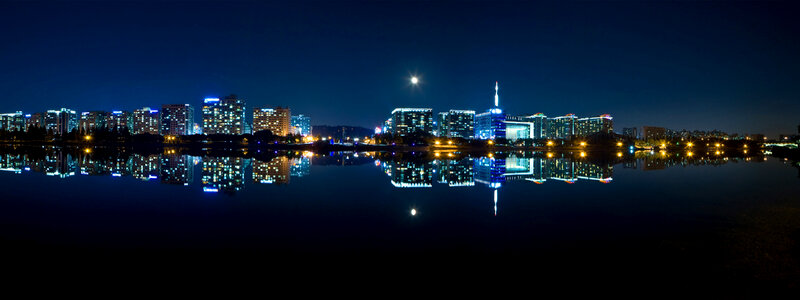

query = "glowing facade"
[[291, 114, 311, 136], [575, 114, 613, 136], [0, 111, 25, 132], [44, 108, 78, 135], [253, 107, 291, 136], [474, 82, 506, 140], [160, 104, 194, 136], [202, 95, 246, 135], [437, 110, 475, 138], [107, 111, 133, 133], [79, 111, 109, 133], [390, 108, 433, 136], [132, 107, 160, 135], [548, 114, 577, 139]]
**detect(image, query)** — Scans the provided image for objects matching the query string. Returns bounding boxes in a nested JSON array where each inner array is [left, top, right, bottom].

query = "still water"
[[1, 147, 799, 287]]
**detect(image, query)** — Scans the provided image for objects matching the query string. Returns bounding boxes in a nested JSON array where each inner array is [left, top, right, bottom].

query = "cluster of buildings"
[[0, 94, 312, 137], [381, 82, 613, 141], [622, 126, 764, 141]]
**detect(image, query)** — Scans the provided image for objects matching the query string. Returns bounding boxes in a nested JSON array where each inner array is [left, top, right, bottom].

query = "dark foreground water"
[[0, 146, 798, 291]]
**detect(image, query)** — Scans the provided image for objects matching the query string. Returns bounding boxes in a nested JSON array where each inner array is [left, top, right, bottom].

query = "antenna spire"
[[494, 81, 499, 107]]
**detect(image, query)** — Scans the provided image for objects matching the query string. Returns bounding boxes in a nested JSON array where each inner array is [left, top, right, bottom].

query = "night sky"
[[1, 1, 799, 136]]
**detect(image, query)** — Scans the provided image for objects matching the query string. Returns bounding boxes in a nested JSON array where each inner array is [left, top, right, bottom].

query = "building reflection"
[[202, 156, 247, 193], [0, 148, 769, 196]]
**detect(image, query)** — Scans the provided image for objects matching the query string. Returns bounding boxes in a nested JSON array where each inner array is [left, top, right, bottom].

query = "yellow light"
[[715, 143, 720, 147], [84, 148, 91, 154], [743, 144, 748, 148], [487, 153, 494, 158], [447, 153, 453, 157], [547, 152, 553, 158], [488, 140, 494, 145], [580, 151, 586, 157], [434, 152, 440, 157], [448, 140, 453, 145], [617, 152, 623, 157], [687, 142, 693, 147], [84, 135, 92, 141], [580, 142, 586, 147], [435, 140, 440, 145], [547, 141, 553, 146], [616, 142, 623, 147], [715, 150, 720, 155], [687, 151, 693, 157], [660, 150, 666, 156], [661, 143, 666, 148], [743, 150, 748, 154]]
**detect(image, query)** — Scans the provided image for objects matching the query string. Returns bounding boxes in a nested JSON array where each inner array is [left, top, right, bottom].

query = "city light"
[[687, 142, 694, 147], [435, 140, 440, 145], [488, 140, 494, 145], [547, 152, 553, 158], [580, 151, 586, 157], [687, 151, 694, 157], [547, 140, 554, 146], [84, 135, 92, 141], [580, 142, 586, 147], [617, 152, 623, 157], [617, 142, 623, 147]]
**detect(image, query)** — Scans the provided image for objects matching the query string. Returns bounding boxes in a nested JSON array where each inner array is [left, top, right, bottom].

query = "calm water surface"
[[1, 147, 799, 289]]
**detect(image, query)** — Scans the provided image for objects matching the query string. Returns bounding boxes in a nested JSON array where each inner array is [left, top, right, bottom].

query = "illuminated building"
[[474, 82, 505, 140], [623, 127, 638, 139], [252, 156, 290, 184], [107, 111, 133, 133], [291, 114, 311, 136], [382, 118, 392, 134], [390, 108, 433, 136], [79, 111, 109, 133], [290, 156, 311, 177], [26, 113, 44, 130], [0, 111, 25, 132], [474, 156, 506, 188], [202, 156, 246, 193], [160, 104, 194, 136], [575, 114, 613, 136], [547, 114, 577, 139], [437, 110, 475, 138], [202, 95, 246, 135], [253, 107, 290, 136], [45, 108, 78, 135], [642, 126, 667, 141], [504, 113, 548, 141], [132, 107, 160, 135], [160, 154, 194, 185]]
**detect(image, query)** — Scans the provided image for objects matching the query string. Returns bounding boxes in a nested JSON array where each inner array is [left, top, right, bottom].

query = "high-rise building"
[[44, 108, 78, 135], [642, 126, 667, 141], [253, 107, 291, 136], [390, 108, 433, 136], [252, 156, 290, 184], [623, 127, 638, 139], [160, 104, 194, 136], [202, 95, 246, 135], [474, 82, 506, 140], [504, 113, 548, 141], [107, 111, 133, 133], [575, 114, 613, 136], [291, 114, 311, 136], [133, 107, 160, 135], [548, 114, 577, 139], [25, 113, 44, 130], [0, 111, 25, 132], [435, 112, 447, 137], [437, 110, 475, 138], [79, 111, 109, 133], [160, 154, 194, 185]]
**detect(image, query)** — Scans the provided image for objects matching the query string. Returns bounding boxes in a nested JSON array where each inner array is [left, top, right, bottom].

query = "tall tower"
[[494, 81, 499, 107]]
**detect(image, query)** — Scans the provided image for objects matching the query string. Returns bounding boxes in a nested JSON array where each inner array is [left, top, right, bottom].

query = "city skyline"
[[1, 1, 799, 136]]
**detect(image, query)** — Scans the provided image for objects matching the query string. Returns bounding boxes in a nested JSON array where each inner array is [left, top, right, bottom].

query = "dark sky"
[[1, 1, 799, 136]]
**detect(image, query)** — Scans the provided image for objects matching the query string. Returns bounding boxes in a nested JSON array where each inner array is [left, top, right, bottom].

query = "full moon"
[[410, 76, 419, 84]]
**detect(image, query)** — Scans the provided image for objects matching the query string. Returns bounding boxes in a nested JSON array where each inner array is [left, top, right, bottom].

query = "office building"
[[202, 95, 246, 135], [474, 82, 506, 140], [575, 114, 613, 136], [548, 114, 577, 139], [290, 114, 311, 136], [642, 126, 667, 140], [623, 127, 638, 139], [253, 107, 291, 136], [79, 111, 109, 133], [390, 108, 433, 136], [133, 107, 160, 135], [160, 104, 194, 136], [107, 111, 133, 133], [437, 110, 475, 138], [26, 113, 44, 130], [0, 111, 25, 132], [504, 113, 548, 141], [45, 108, 78, 135]]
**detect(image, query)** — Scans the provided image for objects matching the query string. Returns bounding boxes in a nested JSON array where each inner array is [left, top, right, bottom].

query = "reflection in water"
[[0, 148, 774, 196]]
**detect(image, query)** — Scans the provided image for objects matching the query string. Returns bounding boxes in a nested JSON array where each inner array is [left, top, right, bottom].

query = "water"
[[1, 146, 799, 289]]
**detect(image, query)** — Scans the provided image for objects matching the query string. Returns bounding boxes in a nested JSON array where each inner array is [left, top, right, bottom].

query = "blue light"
[[111, 173, 122, 177], [203, 187, 219, 193], [150, 110, 158, 113], [112, 111, 123, 114], [204, 98, 220, 103], [148, 175, 158, 180]]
